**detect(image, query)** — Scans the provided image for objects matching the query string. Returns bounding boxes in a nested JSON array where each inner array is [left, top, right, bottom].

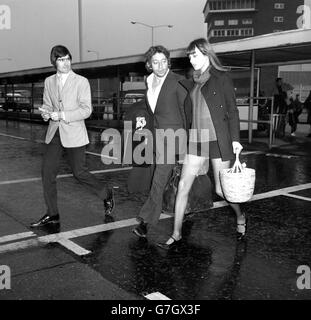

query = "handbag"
[[162, 164, 213, 214], [219, 153, 256, 203]]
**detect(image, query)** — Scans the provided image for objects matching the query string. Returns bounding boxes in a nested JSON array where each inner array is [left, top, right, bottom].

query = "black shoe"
[[157, 236, 182, 250], [104, 188, 115, 216], [30, 214, 60, 228], [132, 222, 148, 238], [237, 215, 247, 241]]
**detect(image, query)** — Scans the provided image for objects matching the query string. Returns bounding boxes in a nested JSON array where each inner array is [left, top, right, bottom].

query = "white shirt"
[[146, 69, 169, 113], [56, 72, 70, 120], [57, 71, 70, 88]]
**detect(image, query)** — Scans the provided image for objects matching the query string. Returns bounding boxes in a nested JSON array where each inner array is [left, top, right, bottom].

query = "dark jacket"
[[180, 67, 240, 160], [146, 70, 187, 131], [145, 70, 187, 156], [123, 98, 154, 166]]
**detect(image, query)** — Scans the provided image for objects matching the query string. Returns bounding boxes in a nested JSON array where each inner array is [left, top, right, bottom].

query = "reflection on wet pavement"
[[1, 119, 311, 300]]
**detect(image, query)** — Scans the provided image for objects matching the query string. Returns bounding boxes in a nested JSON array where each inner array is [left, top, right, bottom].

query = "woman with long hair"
[[158, 38, 245, 249]]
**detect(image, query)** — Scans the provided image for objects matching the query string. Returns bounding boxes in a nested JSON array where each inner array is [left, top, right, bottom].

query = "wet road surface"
[[0, 119, 310, 300]]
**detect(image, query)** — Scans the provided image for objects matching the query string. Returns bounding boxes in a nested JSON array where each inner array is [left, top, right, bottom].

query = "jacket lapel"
[[51, 71, 76, 111], [153, 70, 174, 113], [144, 84, 154, 115], [179, 78, 194, 92], [61, 71, 76, 97], [52, 74, 59, 105]]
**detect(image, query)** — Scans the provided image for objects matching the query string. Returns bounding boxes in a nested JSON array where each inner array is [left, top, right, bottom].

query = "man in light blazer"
[[132, 45, 187, 238], [30, 45, 114, 228]]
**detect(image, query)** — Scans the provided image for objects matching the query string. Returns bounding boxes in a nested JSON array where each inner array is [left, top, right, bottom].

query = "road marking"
[[265, 153, 298, 159], [0, 177, 42, 185], [0, 231, 36, 244], [144, 292, 171, 300], [0, 167, 132, 185], [0, 184, 310, 256], [85, 151, 118, 160], [0, 214, 172, 255], [0, 237, 41, 253], [241, 151, 264, 156], [250, 183, 311, 201], [0, 133, 27, 140], [281, 193, 311, 202], [56, 238, 91, 256]]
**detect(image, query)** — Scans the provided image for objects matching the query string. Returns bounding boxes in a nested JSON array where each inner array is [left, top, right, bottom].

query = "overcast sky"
[[0, 0, 206, 73]]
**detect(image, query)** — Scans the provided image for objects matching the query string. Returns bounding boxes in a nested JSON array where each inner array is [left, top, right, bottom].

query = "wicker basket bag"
[[220, 153, 256, 203]]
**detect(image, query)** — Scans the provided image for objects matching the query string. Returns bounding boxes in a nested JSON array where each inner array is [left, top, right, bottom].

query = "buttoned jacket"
[[180, 67, 240, 160], [145, 70, 187, 157], [42, 70, 92, 147]]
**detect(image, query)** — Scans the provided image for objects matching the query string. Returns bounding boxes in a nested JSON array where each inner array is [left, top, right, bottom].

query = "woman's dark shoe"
[[157, 236, 182, 250], [236, 215, 247, 241]]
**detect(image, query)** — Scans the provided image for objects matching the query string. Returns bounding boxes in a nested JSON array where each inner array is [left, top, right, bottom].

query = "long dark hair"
[[186, 38, 227, 72]]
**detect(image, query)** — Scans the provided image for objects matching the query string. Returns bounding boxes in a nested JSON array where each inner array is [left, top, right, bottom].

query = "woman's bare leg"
[[165, 158, 202, 244]]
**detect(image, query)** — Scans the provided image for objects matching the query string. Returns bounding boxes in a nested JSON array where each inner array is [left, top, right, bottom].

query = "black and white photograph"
[[0, 0, 310, 309]]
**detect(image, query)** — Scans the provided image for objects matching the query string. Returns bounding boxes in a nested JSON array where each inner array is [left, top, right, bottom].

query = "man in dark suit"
[[30, 45, 114, 228], [132, 45, 187, 238]]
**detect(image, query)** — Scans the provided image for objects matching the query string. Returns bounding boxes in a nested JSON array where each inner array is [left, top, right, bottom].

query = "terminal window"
[[242, 18, 253, 25], [209, 0, 256, 11], [274, 3, 285, 9], [228, 19, 239, 25], [274, 16, 284, 22], [214, 20, 225, 26]]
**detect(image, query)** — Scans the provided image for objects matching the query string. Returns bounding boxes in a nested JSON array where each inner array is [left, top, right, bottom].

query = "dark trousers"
[[138, 162, 175, 225], [42, 130, 108, 216], [137, 133, 184, 226], [288, 112, 298, 133]]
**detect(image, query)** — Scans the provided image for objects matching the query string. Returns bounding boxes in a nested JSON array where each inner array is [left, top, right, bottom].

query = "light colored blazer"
[[42, 70, 92, 147]]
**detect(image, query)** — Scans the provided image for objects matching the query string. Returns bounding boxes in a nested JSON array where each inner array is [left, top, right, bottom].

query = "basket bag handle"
[[229, 152, 244, 173]]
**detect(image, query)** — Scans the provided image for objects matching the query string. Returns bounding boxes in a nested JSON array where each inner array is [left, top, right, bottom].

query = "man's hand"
[[50, 112, 65, 121], [232, 141, 243, 154], [39, 107, 51, 122]]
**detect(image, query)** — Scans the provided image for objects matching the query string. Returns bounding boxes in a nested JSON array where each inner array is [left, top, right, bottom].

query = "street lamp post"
[[87, 50, 100, 106], [130, 21, 173, 46]]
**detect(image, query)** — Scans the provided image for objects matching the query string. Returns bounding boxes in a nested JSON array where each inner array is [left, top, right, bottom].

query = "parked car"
[[2, 90, 32, 112], [121, 92, 144, 109]]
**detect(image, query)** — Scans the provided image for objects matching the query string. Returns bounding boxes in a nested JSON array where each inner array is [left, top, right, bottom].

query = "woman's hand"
[[232, 141, 243, 154]]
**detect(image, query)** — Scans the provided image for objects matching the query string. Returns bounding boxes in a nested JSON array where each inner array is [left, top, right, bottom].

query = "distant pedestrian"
[[272, 77, 293, 138], [287, 94, 302, 136], [30, 45, 114, 228], [304, 91, 311, 137]]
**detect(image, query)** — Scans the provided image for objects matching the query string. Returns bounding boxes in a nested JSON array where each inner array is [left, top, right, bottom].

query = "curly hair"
[[144, 45, 171, 72]]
